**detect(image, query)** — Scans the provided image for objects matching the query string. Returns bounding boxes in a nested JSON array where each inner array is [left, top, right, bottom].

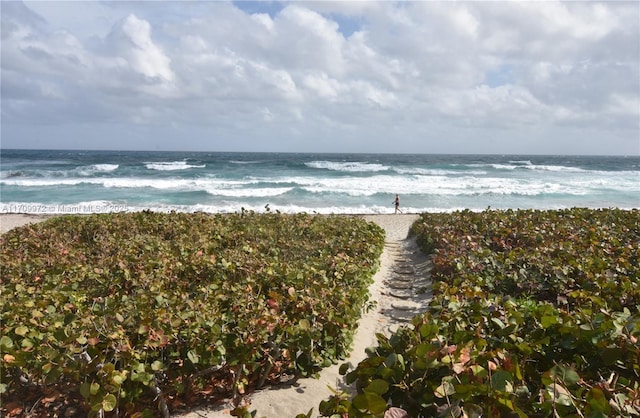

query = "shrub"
[[1, 211, 384, 416], [318, 208, 640, 417]]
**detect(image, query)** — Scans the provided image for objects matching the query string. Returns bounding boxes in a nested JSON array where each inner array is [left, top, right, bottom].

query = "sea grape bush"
[[317, 208, 640, 417], [0, 211, 384, 416], [416, 208, 639, 312]]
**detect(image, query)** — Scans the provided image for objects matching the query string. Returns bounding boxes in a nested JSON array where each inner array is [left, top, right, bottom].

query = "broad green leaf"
[[548, 383, 572, 406], [90, 382, 100, 396], [434, 381, 455, 398], [587, 388, 610, 413], [14, 325, 28, 336], [187, 349, 199, 364], [550, 364, 580, 385], [491, 371, 513, 392], [419, 324, 438, 338], [352, 393, 387, 414], [102, 394, 117, 412], [0, 335, 13, 349], [491, 318, 506, 329], [111, 373, 126, 385], [299, 319, 311, 330], [364, 379, 389, 395], [80, 382, 91, 399], [540, 315, 558, 329], [338, 362, 350, 375], [470, 365, 487, 377]]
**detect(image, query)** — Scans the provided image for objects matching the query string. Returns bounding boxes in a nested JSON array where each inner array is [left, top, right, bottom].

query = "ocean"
[[1, 150, 638, 215]]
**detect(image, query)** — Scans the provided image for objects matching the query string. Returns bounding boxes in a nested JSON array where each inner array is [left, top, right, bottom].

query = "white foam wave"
[[76, 164, 119, 176], [204, 187, 293, 197], [490, 163, 585, 172], [463, 162, 588, 172], [91, 164, 119, 172], [229, 160, 263, 164], [393, 167, 488, 176], [1, 173, 637, 198], [305, 161, 389, 172], [145, 161, 206, 171], [525, 164, 586, 173]]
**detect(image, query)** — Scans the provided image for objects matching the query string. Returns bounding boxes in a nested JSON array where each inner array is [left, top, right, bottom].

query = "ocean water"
[[1, 150, 639, 214]]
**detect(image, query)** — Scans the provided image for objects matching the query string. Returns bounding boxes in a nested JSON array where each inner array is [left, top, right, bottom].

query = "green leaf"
[[548, 383, 572, 406], [187, 349, 200, 364], [80, 382, 91, 399], [435, 381, 456, 398], [14, 325, 29, 336], [550, 364, 580, 385], [352, 393, 387, 414], [364, 379, 389, 395], [298, 318, 311, 330], [90, 382, 100, 396], [470, 365, 487, 377], [111, 373, 126, 385], [0, 335, 13, 349], [102, 393, 117, 412], [384, 353, 397, 367], [338, 362, 350, 375], [491, 317, 506, 329], [419, 323, 438, 338], [587, 388, 610, 413], [541, 315, 558, 329], [491, 370, 513, 392]]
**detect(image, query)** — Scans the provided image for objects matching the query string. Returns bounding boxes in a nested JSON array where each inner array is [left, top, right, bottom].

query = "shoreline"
[[0, 213, 422, 235]]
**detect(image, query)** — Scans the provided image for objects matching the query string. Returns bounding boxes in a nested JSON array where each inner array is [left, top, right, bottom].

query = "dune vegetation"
[[0, 211, 384, 416], [316, 208, 640, 417]]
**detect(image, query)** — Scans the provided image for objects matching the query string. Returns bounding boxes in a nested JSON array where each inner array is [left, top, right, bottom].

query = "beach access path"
[[179, 214, 432, 417], [0, 213, 432, 417]]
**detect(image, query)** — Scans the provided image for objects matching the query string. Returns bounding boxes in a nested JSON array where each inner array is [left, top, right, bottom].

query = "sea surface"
[[1, 150, 639, 214]]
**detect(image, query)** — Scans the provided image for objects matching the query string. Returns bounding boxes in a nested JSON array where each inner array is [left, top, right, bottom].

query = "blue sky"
[[1, 1, 639, 155]]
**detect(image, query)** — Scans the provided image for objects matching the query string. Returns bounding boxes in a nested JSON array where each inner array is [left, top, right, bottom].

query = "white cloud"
[[1, 0, 638, 154], [118, 14, 174, 81]]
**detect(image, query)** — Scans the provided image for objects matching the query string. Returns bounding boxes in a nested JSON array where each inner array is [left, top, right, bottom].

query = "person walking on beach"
[[393, 194, 402, 214]]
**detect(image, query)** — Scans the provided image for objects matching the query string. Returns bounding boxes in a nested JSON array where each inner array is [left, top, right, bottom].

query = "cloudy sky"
[[1, 1, 639, 155]]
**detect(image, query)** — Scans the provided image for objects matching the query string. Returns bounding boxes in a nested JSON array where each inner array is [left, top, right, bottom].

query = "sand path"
[[177, 214, 432, 418]]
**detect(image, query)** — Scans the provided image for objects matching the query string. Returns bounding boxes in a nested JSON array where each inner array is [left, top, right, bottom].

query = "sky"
[[1, 1, 639, 155]]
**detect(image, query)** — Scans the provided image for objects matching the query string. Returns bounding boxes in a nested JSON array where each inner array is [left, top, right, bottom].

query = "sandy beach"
[[1, 213, 426, 417], [0, 214, 55, 234]]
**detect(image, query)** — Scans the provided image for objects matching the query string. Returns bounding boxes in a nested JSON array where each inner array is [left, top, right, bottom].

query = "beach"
[[1, 212, 424, 417], [0, 214, 54, 234]]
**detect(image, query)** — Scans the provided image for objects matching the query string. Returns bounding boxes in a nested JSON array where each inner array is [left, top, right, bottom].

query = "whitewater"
[[1, 150, 638, 214]]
